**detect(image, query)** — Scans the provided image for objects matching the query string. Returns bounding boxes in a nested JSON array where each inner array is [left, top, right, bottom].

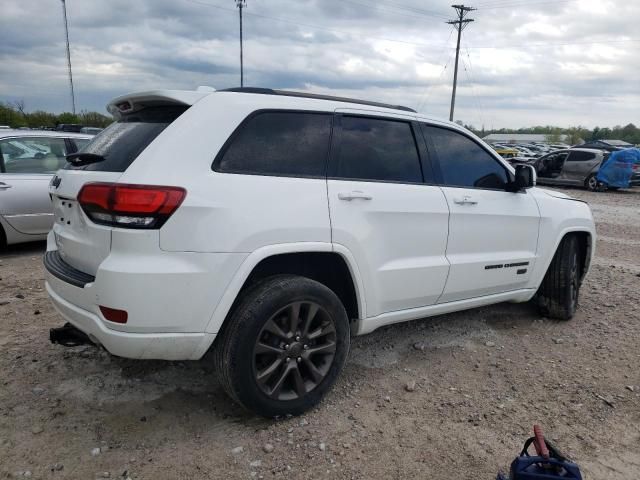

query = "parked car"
[[44, 87, 595, 417], [80, 127, 103, 135], [0, 130, 92, 247], [56, 124, 84, 133], [535, 148, 608, 191]]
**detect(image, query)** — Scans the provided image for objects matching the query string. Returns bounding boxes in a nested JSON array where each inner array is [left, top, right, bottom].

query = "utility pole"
[[235, 0, 246, 87], [60, 0, 76, 114], [446, 4, 474, 122]]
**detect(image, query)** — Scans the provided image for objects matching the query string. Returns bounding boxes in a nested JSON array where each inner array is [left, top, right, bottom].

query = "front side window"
[[217, 112, 332, 177], [334, 116, 423, 183], [0, 137, 68, 174], [423, 126, 508, 190]]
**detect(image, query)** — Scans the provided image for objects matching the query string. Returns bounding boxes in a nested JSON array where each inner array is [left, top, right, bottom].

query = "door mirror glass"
[[512, 164, 536, 190]]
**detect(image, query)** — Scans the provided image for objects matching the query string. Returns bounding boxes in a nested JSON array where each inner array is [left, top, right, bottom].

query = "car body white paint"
[[44, 89, 596, 361]]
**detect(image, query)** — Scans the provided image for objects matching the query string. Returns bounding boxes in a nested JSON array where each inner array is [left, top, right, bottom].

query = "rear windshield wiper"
[[66, 152, 106, 166]]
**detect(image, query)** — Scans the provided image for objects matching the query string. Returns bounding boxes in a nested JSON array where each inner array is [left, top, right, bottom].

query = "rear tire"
[[213, 275, 350, 417], [585, 174, 599, 191], [537, 235, 581, 320]]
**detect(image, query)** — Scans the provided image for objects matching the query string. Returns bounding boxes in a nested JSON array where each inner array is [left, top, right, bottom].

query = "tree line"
[[0, 101, 113, 129], [464, 123, 640, 145]]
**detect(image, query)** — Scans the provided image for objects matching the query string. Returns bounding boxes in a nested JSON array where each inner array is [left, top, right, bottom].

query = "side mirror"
[[512, 164, 536, 191]]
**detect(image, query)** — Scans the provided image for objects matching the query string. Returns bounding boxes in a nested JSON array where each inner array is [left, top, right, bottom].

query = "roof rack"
[[219, 87, 417, 113]]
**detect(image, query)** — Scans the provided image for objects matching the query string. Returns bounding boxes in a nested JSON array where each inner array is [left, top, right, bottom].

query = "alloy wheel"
[[252, 301, 337, 401]]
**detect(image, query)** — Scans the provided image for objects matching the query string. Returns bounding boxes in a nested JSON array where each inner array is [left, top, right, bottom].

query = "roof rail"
[[219, 87, 417, 113]]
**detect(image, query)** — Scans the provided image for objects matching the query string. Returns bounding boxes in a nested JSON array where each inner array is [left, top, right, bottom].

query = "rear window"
[[64, 106, 187, 172]]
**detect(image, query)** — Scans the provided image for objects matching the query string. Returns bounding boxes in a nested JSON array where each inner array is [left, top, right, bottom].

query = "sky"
[[0, 0, 638, 129]]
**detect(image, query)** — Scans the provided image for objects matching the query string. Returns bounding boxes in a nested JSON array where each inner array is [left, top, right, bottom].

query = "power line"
[[341, 0, 448, 22], [60, 0, 76, 115], [447, 4, 475, 122], [417, 26, 456, 112]]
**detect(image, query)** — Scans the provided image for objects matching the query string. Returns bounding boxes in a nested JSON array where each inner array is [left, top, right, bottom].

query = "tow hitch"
[[49, 323, 94, 347]]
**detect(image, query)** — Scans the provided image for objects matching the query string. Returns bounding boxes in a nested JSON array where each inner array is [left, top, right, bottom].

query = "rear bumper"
[[45, 278, 215, 360], [44, 230, 248, 360]]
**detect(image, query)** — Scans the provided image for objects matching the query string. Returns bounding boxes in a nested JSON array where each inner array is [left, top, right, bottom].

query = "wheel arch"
[[533, 228, 594, 291], [203, 243, 366, 337]]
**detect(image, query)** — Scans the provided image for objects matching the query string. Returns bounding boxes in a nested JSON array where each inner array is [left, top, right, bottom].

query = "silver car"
[[535, 148, 607, 191], [0, 130, 92, 247]]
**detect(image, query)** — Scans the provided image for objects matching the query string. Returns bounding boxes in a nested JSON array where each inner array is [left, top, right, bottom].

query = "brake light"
[[78, 183, 186, 229]]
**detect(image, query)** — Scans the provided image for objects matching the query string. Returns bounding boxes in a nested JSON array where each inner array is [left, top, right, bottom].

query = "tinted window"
[[0, 137, 68, 174], [217, 112, 332, 177], [568, 151, 596, 162], [335, 116, 422, 183], [64, 106, 187, 172], [424, 126, 508, 189]]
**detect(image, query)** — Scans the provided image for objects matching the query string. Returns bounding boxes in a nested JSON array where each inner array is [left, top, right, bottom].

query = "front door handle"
[[453, 195, 477, 205], [338, 191, 372, 201], [0, 183, 12, 190]]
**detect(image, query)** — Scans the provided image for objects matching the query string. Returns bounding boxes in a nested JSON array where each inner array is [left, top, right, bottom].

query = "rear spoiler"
[[106, 87, 216, 119]]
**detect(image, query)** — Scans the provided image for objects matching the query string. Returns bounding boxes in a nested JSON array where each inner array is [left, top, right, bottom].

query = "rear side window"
[[334, 116, 423, 183], [423, 125, 509, 190], [568, 151, 596, 162], [65, 106, 187, 172], [216, 112, 332, 177]]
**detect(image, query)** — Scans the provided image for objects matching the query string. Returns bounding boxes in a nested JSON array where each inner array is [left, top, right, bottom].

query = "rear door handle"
[[0, 183, 12, 190], [453, 195, 477, 205], [338, 191, 372, 201]]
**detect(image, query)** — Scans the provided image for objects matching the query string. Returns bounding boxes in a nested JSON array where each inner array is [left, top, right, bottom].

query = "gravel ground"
[[1, 186, 639, 479]]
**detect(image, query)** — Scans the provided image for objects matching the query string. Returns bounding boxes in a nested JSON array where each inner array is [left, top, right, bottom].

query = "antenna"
[[60, 0, 76, 114]]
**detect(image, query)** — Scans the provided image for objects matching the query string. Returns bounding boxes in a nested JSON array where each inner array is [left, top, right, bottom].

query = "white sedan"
[[0, 130, 92, 248]]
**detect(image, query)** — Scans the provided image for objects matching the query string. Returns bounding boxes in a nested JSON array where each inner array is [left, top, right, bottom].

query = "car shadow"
[[1, 240, 46, 257]]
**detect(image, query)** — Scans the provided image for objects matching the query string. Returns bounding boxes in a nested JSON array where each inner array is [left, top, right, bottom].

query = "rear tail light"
[[78, 183, 186, 229]]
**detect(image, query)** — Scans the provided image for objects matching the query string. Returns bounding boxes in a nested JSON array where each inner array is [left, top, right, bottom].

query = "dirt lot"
[[1, 186, 639, 480]]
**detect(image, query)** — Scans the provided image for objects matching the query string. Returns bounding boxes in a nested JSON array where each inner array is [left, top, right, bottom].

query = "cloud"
[[0, 0, 637, 128]]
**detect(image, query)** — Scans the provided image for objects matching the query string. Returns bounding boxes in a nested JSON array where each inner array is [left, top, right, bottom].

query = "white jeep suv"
[[44, 87, 595, 417]]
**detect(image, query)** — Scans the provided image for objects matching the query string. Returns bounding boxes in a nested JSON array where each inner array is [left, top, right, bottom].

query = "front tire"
[[213, 275, 350, 417], [537, 235, 581, 320]]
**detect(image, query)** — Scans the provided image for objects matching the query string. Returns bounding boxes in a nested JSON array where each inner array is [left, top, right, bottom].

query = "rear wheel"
[[537, 235, 581, 320], [585, 174, 599, 191], [213, 275, 350, 417]]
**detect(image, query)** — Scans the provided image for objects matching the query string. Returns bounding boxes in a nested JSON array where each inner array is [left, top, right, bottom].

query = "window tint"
[[335, 116, 422, 183], [217, 112, 332, 177], [424, 126, 508, 189], [568, 151, 596, 162], [0, 137, 68, 174], [64, 106, 187, 172]]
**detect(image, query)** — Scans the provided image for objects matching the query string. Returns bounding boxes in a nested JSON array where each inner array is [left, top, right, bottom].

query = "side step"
[[50, 323, 94, 347]]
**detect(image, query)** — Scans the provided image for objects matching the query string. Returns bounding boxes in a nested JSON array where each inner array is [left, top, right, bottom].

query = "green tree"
[[78, 110, 112, 128], [56, 112, 80, 125], [0, 102, 26, 127], [25, 110, 57, 129]]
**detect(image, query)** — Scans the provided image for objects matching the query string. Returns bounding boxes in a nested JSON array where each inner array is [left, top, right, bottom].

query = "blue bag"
[[497, 425, 582, 480], [596, 148, 640, 188]]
